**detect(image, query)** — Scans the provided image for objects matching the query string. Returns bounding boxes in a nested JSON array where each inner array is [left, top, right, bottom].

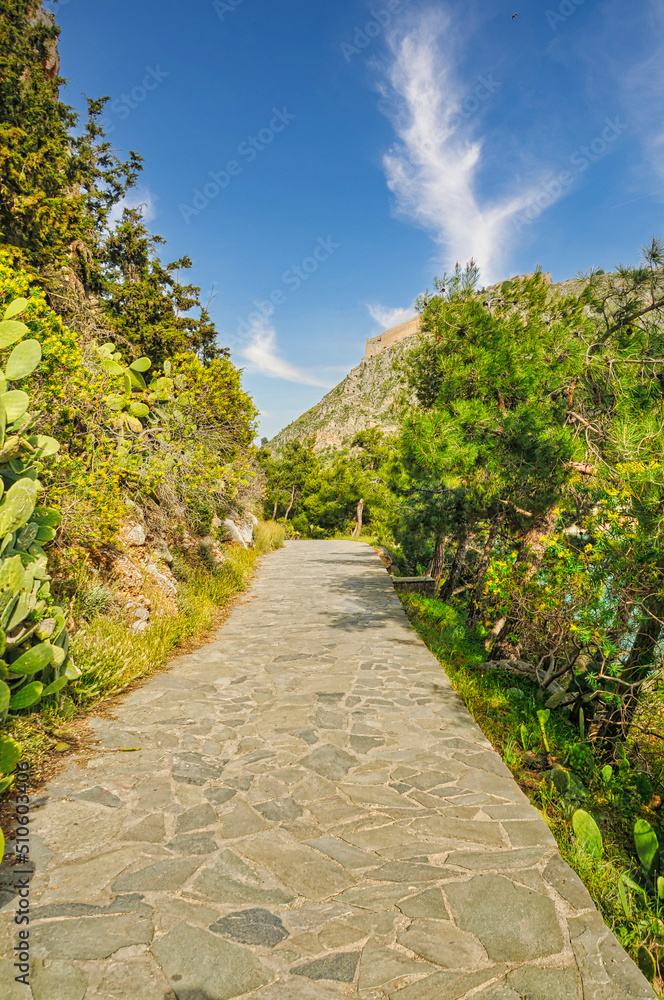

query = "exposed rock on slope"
[[269, 337, 415, 454]]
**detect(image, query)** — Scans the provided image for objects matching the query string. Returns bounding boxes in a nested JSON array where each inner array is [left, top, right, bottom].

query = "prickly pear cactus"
[[0, 297, 78, 726], [637, 945, 657, 983], [634, 819, 660, 875], [572, 808, 603, 859]]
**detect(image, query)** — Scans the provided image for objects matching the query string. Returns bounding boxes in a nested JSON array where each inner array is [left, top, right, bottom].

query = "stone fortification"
[[363, 315, 421, 360]]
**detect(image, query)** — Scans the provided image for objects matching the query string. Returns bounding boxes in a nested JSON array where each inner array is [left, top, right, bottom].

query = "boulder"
[[145, 562, 178, 598], [237, 520, 254, 546], [222, 519, 248, 549], [152, 537, 173, 565], [120, 522, 146, 547], [200, 537, 226, 566]]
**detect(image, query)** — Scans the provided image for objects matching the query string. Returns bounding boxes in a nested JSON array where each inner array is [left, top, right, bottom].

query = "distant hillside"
[[268, 333, 416, 454]]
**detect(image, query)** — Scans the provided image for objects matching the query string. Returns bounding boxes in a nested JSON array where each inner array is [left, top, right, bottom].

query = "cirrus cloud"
[[379, 11, 543, 282]]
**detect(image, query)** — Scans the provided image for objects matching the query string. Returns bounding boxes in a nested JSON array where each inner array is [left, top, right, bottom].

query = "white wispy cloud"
[[240, 318, 332, 387], [109, 186, 158, 226], [379, 11, 542, 282], [367, 302, 416, 329]]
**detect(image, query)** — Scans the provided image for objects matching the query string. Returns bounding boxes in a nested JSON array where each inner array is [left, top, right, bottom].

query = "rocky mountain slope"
[[268, 336, 415, 453]]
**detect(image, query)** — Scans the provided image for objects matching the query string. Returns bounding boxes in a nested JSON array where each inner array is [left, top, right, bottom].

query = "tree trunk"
[[271, 501, 278, 520], [594, 596, 664, 747], [427, 536, 447, 586], [439, 530, 472, 602], [352, 499, 364, 538], [491, 507, 559, 659], [517, 507, 560, 582], [284, 484, 296, 521], [468, 520, 501, 627]]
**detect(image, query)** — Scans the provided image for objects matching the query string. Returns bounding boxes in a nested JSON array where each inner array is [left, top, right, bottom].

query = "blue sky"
[[50, 0, 663, 439]]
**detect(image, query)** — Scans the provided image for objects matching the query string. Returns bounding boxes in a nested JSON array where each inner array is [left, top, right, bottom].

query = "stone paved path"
[[0, 541, 657, 999]]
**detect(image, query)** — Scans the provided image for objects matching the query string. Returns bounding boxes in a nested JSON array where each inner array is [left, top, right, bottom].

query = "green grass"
[[402, 592, 664, 994]]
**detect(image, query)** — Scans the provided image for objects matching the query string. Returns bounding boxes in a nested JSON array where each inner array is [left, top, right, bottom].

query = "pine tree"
[[0, 1, 141, 275]]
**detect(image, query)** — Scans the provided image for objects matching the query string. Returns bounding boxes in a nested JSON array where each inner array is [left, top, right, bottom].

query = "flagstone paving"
[[0, 540, 657, 999]]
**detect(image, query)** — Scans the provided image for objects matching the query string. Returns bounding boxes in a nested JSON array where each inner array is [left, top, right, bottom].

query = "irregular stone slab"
[[292, 951, 360, 982], [397, 887, 449, 919], [152, 923, 270, 999], [503, 965, 579, 1000], [172, 752, 223, 785], [96, 956, 174, 1000], [398, 917, 489, 970], [166, 832, 217, 854], [568, 910, 656, 999], [174, 803, 217, 833], [300, 744, 358, 780], [73, 786, 124, 808], [112, 856, 202, 893], [255, 981, 349, 999], [121, 813, 166, 843], [217, 799, 269, 838], [209, 908, 289, 947], [359, 939, 433, 989], [395, 966, 508, 1000], [40, 847, 137, 900], [31, 913, 153, 959], [305, 835, 382, 869], [239, 834, 356, 900], [190, 853, 295, 906], [29, 960, 89, 1000], [445, 873, 564, 962], [33, 798, 124, 859], [255, 797, 303, 821], [32, 893, 150, 921], [318, 920, 367, 950], [334, 883, 416, 911], [446, 847, 545, 871], [410, 815, 505, 846], [543, 853, 594, 910], [205, 786, 236, 807], [503, 819, 557, 848], [372, 860, 444, 882]]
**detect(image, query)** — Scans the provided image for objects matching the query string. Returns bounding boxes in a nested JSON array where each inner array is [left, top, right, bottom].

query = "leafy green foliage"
[[258, 432, 394, 539]]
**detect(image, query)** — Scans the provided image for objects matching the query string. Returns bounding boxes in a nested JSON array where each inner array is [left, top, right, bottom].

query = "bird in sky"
[[512, 12, 519, 18]]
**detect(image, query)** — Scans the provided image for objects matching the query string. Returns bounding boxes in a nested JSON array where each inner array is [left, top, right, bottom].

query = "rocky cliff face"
[[269, 337, 416, 454]]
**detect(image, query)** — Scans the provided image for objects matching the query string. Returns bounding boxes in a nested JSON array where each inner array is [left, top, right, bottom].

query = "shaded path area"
[[1, 540, 656, 999]]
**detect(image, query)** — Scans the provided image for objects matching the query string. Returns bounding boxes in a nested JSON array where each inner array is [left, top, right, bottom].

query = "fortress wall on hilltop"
[[363, 315, 421, 360]]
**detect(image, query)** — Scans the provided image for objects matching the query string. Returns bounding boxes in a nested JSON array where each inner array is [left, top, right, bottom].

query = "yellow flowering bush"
[[0, 250, 261, 587]]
